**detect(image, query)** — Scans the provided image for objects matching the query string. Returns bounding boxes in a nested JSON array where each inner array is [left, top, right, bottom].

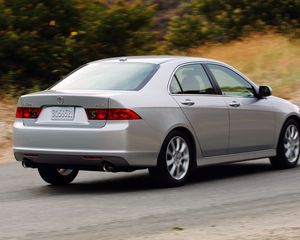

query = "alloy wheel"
[[166, 136, 190, 180], [284, 125, 300, 163]]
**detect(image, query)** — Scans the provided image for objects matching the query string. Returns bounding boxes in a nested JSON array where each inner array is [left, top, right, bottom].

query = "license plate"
[[51, 107, 75, 121]]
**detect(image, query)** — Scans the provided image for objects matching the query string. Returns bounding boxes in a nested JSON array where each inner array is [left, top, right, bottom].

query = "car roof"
[[91, 55, 219, 65]]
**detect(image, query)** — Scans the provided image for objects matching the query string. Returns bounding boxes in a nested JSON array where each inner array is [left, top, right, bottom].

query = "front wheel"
[[38, 167, 79, 185], [149, 130, 193, 187], [270, 119, 300, 169]]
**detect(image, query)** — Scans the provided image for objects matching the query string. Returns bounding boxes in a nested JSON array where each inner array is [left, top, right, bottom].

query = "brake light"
[[85, 109, 107, 120], [108, 109, 141, 120], [16, 107, 41, 119], [85, 109, 141, 120]]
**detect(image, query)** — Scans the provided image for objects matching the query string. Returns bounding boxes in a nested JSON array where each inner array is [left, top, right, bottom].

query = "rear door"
[[170, 63, 229, 157], [205, 63, 276, 154]]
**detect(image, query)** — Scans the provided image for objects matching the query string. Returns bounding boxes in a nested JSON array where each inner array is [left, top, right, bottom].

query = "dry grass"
[[186, 32, 300, 100]]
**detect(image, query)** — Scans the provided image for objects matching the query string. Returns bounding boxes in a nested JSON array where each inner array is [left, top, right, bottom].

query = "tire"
[[149, 130, 194, 187], [270, 119, 300, 169], [38, 167, 78, 185]]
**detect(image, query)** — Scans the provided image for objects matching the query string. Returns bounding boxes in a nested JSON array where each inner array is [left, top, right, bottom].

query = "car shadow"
[[39, 160, 274, 195]]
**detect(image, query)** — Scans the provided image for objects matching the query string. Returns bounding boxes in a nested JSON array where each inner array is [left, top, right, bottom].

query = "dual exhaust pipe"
[[22, 159, 116, 172]]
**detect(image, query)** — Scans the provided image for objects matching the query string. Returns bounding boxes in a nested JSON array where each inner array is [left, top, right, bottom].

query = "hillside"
[[187, 32, 300, 99]]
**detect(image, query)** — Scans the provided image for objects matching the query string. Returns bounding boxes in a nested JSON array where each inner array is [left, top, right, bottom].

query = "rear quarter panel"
[[108, 62, 203, 162]]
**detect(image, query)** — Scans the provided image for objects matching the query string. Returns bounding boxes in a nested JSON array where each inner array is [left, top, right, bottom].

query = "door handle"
[[229, 101, 240, 107], [181, 100, 195, 106]]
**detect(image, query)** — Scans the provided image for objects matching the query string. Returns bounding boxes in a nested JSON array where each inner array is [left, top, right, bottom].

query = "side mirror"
[[258, 86, 272, 98]]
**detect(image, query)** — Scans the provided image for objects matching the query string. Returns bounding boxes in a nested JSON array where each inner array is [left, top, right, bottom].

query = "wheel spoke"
[[285, 148, 291, 158], [181, 153, 190, 161], [166, 158, 174, 167], [166, 148, 173, 157], [170, 141, 176, 153], [284, 142, 290, 148], [293, 131, 299, 141], [291, 127, 295, 138], [175, 138, 181, 151], [179, 142, 187, 153], [169, 164, 176, 176]]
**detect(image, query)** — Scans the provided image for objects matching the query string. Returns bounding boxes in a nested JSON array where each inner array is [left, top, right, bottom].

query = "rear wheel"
[[149, 130, 193, 187], [38, 167, 78, 185], [270, 119, 300, 169]]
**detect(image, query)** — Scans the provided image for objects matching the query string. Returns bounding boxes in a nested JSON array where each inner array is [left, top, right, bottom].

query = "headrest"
[[182, 69, 198, 76]]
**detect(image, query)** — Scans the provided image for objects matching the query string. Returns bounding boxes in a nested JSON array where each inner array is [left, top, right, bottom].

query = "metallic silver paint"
[[13, 56, 300, 169]]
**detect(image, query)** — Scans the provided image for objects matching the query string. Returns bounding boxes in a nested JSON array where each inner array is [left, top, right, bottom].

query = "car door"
[[170, 63, 229, 157], [205, 63, 276, 154]]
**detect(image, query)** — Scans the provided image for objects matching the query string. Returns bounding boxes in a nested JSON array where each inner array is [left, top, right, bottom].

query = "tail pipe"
[[22, 159, 34, 168], [102, 162, 116, 172]]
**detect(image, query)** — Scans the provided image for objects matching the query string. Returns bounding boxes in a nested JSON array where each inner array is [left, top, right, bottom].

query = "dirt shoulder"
[[0, 99, 15, 163]]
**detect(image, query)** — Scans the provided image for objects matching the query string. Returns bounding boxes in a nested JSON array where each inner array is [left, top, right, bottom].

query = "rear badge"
[[57, 96, 64, 105]]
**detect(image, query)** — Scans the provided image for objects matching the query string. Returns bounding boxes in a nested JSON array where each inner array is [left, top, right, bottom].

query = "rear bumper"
[[13, 119, 161, 168]]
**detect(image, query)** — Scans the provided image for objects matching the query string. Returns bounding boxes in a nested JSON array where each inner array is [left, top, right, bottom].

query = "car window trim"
[[174, 74, 184, 93], [168, 62, 219, 95], [201, 64, 222, 95], [203, 63, 259, 98]]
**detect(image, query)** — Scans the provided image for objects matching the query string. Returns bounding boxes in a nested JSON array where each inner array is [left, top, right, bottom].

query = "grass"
[[186, 32, 300, 100]]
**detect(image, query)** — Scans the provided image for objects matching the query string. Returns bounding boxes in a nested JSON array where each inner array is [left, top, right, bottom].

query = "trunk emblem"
[[57, 96, 64, 105]]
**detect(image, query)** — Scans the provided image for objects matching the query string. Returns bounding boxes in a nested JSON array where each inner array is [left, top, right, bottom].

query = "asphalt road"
[[1, 159, 300, 240]]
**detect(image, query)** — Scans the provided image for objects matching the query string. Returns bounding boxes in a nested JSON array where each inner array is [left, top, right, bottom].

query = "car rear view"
[[13, 60, 161, 184]]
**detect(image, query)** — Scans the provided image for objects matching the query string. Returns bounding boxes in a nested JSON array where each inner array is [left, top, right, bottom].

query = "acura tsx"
[[13, 56, 300, 187]]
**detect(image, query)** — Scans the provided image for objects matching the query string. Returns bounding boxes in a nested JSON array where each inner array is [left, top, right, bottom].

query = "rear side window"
[[51, 62, 159, 91], [170, 64, 215, 94]]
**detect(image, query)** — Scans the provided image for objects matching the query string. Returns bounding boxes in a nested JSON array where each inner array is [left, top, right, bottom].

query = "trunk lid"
[[20, 90, 116, 128]]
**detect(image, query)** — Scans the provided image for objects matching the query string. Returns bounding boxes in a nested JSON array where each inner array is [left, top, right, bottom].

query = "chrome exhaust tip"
[[102, 162, 115, 172], [22, 159, 32, 168]]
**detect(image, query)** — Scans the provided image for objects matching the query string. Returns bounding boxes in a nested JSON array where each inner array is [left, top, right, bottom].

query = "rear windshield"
[[51, 62, 159, 91]]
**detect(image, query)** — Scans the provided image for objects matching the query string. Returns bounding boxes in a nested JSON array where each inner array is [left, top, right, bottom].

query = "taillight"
[[85, 109, 141, 120], [16, 107, 41, 119], [108, 109, 141, 120], [85, 109, 107, 120]]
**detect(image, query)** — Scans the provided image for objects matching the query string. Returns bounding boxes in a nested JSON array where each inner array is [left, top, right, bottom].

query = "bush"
[[0, 0, 157, 95], [166, 0, 300, 49]]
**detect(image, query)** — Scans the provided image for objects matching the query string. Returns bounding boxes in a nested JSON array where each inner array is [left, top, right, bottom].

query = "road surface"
[[1, 159, 300, 239]]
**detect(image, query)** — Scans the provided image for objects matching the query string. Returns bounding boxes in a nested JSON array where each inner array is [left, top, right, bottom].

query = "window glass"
[[51, 62, 159, 91], [207, 64, 255, 97], [170, 64, 215, 94], [170, 76, 182, 94]]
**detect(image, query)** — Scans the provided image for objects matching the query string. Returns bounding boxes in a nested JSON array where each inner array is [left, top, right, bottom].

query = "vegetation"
[[0, 0, 156, 94], [187, 32, 300, 99], [1, 0, 300, 96]]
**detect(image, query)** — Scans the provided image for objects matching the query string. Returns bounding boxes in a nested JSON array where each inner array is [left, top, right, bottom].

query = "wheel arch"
[[276, 115, 300, 148]]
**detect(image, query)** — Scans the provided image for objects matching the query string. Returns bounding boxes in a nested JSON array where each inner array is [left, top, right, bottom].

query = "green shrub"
[[166, 0, 300, 49], [0, 0, 157, 95]]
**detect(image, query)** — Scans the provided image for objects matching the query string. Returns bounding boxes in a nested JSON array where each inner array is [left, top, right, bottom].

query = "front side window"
[[51, 62, 159, 91], [207, 64, 255, 97], [170, 64, 215, 94]]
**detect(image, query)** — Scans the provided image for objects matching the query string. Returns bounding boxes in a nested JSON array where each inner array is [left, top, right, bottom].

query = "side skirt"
[[197, 149, 276, 167]]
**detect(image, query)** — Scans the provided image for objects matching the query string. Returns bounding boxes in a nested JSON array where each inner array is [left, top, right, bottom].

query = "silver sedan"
[[13, 56, 300, 187]]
